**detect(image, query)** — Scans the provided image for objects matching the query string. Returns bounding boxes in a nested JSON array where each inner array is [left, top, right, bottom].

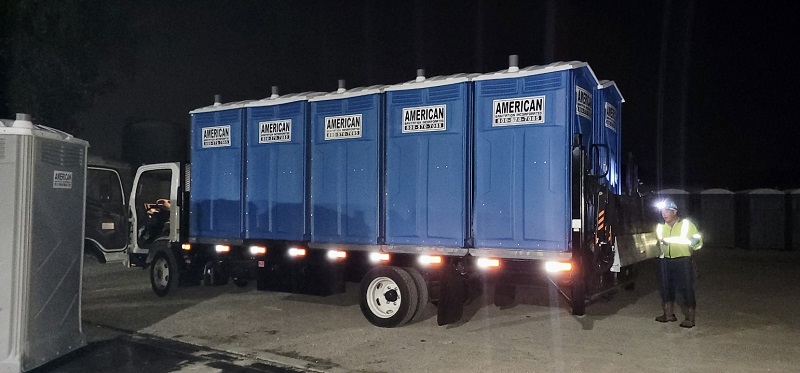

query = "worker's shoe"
[[680, 307, 696, 328], [655, 302, 678, 322]]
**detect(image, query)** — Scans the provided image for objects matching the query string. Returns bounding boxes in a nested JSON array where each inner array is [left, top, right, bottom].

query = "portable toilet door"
[[189, 100, 247, 240], [244, 91, 321, 241], [309, 84, 385, 245], [594, 80, 624, 194], [471, 61, 599, 252], [699, 188, 735, 248], [735, 188, 786, 250], [384, 71, 474, 248]]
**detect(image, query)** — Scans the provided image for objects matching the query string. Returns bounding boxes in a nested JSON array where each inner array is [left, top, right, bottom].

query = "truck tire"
[[231, 265, 250, 288], [359, 266, 419, 328], [202, 261, 228, 286], [403, 267, 430, 322], [151, 249, 179, 297]]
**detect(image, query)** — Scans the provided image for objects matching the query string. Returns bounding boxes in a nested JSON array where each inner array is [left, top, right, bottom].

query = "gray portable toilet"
[[787, 189, 800, 250], [735, 188, 786, 250], [0, 114, 88, 371], [699, 189, 735, 248], [656, 188, 695, 218]]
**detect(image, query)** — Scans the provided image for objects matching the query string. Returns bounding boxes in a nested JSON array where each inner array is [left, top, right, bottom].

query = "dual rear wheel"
[[359, 266, 430, 328]]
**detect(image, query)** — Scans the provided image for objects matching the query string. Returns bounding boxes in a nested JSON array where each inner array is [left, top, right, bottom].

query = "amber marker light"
[[476, 258, 500, 269], [418, 255, 443, 266], [249, 246, 267, 255], [369, 252, 390, 263], [288, 247, 307, 257], [545, 261, 572, 273]]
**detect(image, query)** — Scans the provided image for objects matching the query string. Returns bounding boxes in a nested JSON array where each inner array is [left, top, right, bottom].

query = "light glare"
[[476, 258, 500, 268], [545, 261, 572, 273], [418, 255, 442, 265], [288, 247, 306, 257], [369, 252, 390, 263]]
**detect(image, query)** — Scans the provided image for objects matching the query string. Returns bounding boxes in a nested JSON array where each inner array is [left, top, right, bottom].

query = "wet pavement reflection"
[[29, 324, 302, 373]]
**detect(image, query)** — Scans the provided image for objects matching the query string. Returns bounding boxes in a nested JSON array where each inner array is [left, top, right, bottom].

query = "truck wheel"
[[403, 267, 430, 321], [231, 266, 250, 287], [202, 261, 228, 286], [359, 266, 419, 328], [233, 277, 249, 288], [151, 250, 179, 297]]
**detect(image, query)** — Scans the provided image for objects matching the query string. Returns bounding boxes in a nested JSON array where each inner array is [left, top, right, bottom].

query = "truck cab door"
[[127, 162, 181, 267], [85, 166, 129, 262]]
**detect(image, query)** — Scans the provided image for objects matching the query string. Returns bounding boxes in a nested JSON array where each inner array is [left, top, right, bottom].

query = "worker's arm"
[[688, 222, 703, 250]]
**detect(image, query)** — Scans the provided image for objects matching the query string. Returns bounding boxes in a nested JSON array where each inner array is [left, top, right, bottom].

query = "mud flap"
[[610, 241, 621, 273], [437, 263, 467, 326]]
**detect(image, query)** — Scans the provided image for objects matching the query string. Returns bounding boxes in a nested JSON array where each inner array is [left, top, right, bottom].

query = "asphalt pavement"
[[28, 321, 304, 373], [63, 247, 800, 372]]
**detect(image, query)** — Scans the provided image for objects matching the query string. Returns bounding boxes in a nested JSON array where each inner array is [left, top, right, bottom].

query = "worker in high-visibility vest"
[[655, 199, 703, 328]]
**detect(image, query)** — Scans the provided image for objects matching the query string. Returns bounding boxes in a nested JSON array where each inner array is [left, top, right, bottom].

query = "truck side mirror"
[[590, 143, 609, 178]]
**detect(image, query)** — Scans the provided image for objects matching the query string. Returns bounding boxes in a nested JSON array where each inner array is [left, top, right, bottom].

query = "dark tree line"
[[1, 0, 135, 134]]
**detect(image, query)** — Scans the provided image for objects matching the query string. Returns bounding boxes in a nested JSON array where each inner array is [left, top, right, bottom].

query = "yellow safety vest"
[[656, 218, 703, 258]]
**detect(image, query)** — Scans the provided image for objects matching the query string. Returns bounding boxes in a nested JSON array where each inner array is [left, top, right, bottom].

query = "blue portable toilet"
[[735, 188, 786, 250], [189, 100, 248, 240], [699, 188, 735, 248], [472, 61, 599, 251], [384, 71, 475, 247], [594, 80, 624, 194], [244, 91, 322, 241], [309, 84, 386, 244]]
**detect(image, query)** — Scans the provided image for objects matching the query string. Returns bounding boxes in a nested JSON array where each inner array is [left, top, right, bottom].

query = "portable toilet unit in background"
[[309, 84, 386, 245], [244, 91, 321, 241], [735, 188, 786, 250], [471, 61, 599, 252], [594, 80, 624, 194], [786, 189, 800, 250], [0, 114, 87, 371], [384, 71, 474, 248], [656, 188, 695, 219], [699, 188, 735, 248], [189, 100, 247, 241]]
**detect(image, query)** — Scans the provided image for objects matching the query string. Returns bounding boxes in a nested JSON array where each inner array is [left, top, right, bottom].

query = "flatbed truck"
[[127, 58, 660, 327]]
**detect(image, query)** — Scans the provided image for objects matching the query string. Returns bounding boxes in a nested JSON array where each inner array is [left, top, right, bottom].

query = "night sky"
[[5, 0, 799, 192]]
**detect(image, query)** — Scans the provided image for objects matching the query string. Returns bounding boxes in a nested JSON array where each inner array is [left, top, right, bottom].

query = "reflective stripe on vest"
[[662, 219, 692, 245]]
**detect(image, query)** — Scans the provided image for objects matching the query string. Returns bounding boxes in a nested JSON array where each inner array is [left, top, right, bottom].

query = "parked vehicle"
[[128, 58, 660, 327], [84, 156, 132, 263]]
